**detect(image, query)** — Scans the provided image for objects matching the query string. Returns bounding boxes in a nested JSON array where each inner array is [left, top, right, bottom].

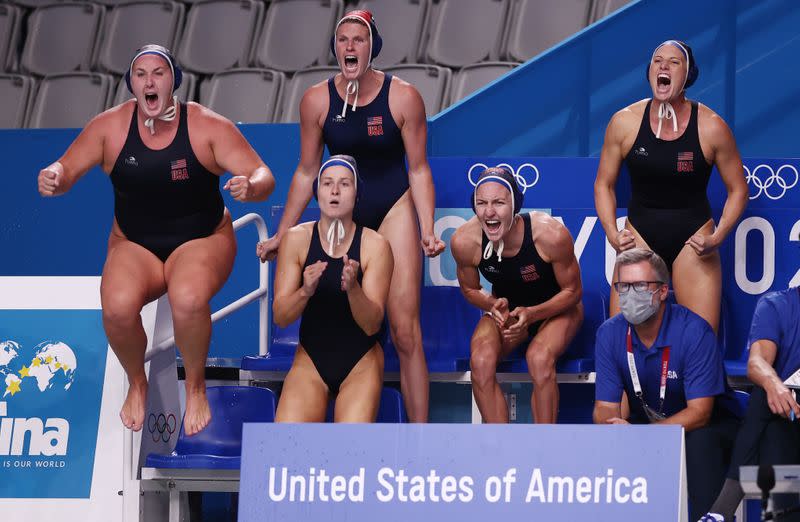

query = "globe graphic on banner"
[[0, 340, 77, 399]]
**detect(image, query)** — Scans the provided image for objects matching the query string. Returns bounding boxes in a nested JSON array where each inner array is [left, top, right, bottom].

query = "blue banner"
[[0, 310, 108, 498], [239, 423, 684, 521]]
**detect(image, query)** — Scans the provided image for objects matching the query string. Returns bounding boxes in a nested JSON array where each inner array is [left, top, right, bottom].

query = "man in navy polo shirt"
[[593, 248, 740, 522], [701, 284, 800, 522]]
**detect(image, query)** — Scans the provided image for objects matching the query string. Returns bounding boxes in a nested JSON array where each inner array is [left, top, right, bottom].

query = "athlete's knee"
[[389, 318, 420, 354], [168, 285, 209, 319], [470, 338, 499, 386], [102, 291, 144, 328], [527, 343, 556, 385]]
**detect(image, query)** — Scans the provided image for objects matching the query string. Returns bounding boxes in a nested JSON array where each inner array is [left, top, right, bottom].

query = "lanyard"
[[626, 326, 671, 413]]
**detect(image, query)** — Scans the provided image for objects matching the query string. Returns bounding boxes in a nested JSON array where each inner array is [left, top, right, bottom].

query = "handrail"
[[145, 213, 270, 361]]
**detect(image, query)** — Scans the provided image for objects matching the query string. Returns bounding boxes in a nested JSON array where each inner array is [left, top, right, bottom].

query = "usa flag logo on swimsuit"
[[520, 264, 540, 282], [677, 152, 693, 173], [170, 158, 189, 181], [367, 115, 383, 137]]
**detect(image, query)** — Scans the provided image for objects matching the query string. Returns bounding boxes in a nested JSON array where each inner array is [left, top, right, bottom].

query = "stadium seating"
[[384, 64, 451, 115], [449, 61, 517, 104], [21, 2, 105, 77], [424, 0, 510, 67], [0, 4, 22, 72], [95, 0, 185, 75], [176, 0, 264, 74], [251, 0, 342, 72], [277, 66, 339, 122], [144, 385, 277, 470], [0, 73, 34, 128], [26, 72, 114, 128], [503, 0, 592, 62], [200, 68, 285, 123], [355, 0, 430, 69]]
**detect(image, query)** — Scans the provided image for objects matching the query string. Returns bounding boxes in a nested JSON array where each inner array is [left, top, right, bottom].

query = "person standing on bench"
[[257, 10, 444, 422], [36, 44, 275, 436], [593, 248, 741, 521], [272, 156, 393, 422], [594, 39, 747, 334], [450, 166, 583, 423], [700, 280, 800, 522]]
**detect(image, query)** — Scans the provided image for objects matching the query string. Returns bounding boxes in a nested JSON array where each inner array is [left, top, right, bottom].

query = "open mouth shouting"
[[343, 55, 359, 73], [144, 92, 160, 112], [484, 219, 503, 235], [656, 73, 672, 96]]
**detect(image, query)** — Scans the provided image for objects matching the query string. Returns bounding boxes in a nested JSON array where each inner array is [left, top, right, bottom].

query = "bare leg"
[[672, 222, 722, 334], [526, 304, 583, 424], [275, 346, 328, 423], [379, 193, 428, 422], [469, 316, 509, 423], [334, 345, 384, 423], [165, 215, 236, 436], [100, 229, 166, 431]]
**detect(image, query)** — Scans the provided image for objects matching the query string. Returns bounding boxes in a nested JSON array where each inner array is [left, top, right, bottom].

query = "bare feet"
[[120, 380, 147, 431], [183, 386, 211, 436]]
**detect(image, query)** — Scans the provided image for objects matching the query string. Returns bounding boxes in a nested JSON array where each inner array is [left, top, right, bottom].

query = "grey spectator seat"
[[424, 0, 509, 67], [503, 0, 591, 62], [591, 0, 633, 22], [113, 71, 197, 106], [21, 3, 105, 76], [10, 0, 63, 7], [278, 66, 338, 123], [200, 68, 285, 123], [252, 0, 342, 72], [27, 72, 113, 128], [449, 61, 516, 104], [96, 1, 185, 75], [0, 73, 34, 127], [354, 0, 429, 68], [384, 64, 450, 115], [177, 0, 264, 74], [0, 4, 22, 71]]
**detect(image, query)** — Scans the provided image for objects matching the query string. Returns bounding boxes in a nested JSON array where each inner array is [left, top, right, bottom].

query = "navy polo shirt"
[[748, 287, 800, 381], [595, 303, 741, 424]]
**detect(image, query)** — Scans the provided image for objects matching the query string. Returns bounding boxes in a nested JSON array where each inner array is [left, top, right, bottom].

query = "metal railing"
[[145, 212, 270, 361]]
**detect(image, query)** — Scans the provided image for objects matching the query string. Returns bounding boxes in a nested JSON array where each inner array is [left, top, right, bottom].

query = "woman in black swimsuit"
[[594, 40, 747, 333], [272, 156, 393, 422]]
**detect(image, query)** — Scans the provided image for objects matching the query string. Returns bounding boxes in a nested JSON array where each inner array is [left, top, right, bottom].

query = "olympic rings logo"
[[147, 412, 177, 443], [744, 164, 798, 200], [467, 163, 540, 194]]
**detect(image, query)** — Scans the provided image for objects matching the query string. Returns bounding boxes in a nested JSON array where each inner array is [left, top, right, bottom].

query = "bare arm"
[[272, 227, 318, 327], [749, 339, 800, 418], [451, 223, 497, 312], [655, 397, 713, 432], [706, 112, 748, 247], [205, 111, 275, 202], [278, 88, 326, 238], [39, 114, 106, 196], [396, 81, 443, 257], [593, 400, 623, 424], [594, 112, 628, 249], [524, 217, 582, 322], [344, 232, 393, 335]]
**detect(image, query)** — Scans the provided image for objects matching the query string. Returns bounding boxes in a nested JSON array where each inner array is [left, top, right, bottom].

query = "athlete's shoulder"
[[285, 221, 315, 246], [612, 99, 647, 126], [696, 101, 732, 134], [451, 217, 482, 263], [91, 99, 133, 132]]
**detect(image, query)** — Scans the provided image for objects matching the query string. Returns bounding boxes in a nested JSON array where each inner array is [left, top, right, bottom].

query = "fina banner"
[[239, 424, 687, 521], [0, 277, 124, 519]]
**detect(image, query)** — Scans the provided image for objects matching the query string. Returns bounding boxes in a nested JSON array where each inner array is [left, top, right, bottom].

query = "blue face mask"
[[619, 289, 659, 325]]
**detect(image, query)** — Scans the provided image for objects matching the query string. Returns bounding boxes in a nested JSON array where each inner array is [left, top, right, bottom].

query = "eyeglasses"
[[613, 281, 665, 294]]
